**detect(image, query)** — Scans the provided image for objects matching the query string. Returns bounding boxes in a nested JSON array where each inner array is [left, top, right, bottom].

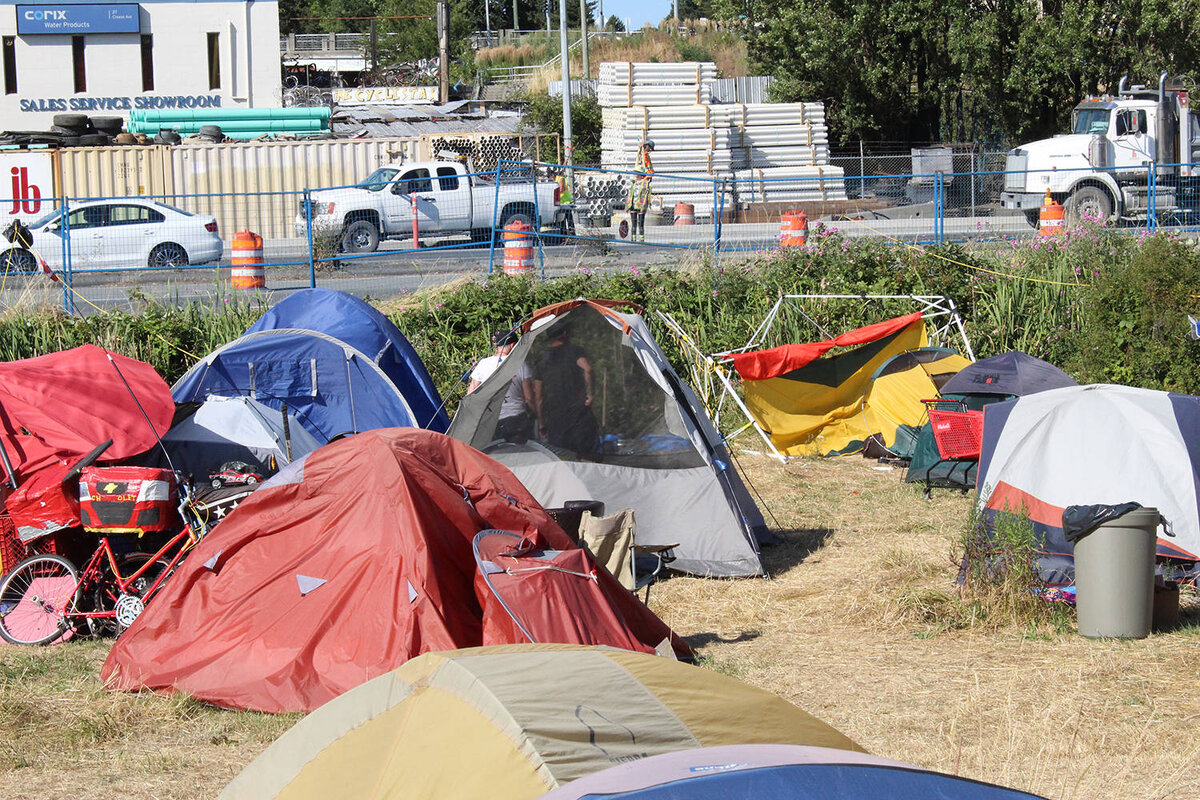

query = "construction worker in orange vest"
[[627, 139, 655, 242]]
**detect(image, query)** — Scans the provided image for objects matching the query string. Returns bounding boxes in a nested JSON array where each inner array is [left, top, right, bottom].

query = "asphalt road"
[[0, 212, 1054, 314]]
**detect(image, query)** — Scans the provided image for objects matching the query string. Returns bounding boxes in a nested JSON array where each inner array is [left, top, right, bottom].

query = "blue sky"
[[594, 0, 673, 30]]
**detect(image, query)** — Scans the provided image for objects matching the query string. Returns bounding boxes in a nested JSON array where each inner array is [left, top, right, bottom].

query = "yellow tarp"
[[744, 320, 927, 456]]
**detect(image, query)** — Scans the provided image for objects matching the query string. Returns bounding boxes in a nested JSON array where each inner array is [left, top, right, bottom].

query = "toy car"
[[209, 461, 263, 489]]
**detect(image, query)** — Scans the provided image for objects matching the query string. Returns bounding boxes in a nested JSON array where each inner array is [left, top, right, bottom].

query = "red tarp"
[[0, 344, 174, 478], [102, 428, 690, 713], [729, 313, 925, 381]]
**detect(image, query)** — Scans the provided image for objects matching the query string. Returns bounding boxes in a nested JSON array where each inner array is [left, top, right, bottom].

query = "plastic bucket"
[[1073, 507, 1159, 638]]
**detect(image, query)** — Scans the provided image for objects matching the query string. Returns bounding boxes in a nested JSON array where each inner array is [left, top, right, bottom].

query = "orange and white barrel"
[[1038, 190, 1065, 237], [502, 216, 534, 277], [674, 202, 695, 225], [231, 230, 265, 289], [780, 210, 809, 247]]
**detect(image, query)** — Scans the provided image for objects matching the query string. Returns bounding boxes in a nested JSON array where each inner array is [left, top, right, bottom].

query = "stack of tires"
[[51, 113, 124, 146]]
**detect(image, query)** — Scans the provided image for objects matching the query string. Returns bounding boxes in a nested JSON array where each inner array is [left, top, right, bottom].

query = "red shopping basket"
[[926, 407, 985, 460]]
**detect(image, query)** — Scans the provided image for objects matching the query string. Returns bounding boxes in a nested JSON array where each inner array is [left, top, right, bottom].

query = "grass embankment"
[[474, 26, 749, 92]]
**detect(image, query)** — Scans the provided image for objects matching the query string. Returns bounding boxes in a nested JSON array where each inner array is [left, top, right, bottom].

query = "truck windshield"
[[359, 168, 399, 192], [1072, 108, 1110, 135]]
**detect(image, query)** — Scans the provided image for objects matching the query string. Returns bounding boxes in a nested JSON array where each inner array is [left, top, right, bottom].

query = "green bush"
[[3, 228, 1200, 412], [1066, 234, 1200, 392]]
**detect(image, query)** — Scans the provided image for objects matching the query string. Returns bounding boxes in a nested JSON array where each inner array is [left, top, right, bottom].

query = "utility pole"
[[544, 0, 551, 34], [437, 0, 449, 103], [369, 19, 378, 74], [512, 0, 518, 31], [558, 0, 573, 176], [485, 0, 491, 41], [579, 0, 589, 79]]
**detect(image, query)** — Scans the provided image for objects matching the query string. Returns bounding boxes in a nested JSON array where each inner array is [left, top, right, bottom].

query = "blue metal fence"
[[2, 157, 1198, 314]]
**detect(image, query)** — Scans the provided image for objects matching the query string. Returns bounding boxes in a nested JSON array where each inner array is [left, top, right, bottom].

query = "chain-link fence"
[[3, 151, 1198, 314]]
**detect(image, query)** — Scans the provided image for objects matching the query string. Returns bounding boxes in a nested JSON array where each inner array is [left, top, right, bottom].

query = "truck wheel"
[[341, 220, 380, 253], [1065, 186, 1113, 224]]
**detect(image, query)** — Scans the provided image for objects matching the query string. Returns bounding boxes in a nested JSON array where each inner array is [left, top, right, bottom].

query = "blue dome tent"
[[173, 290, 449, 442]]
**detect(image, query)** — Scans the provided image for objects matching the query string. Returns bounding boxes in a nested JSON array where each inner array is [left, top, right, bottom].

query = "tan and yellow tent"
[[219, 644, 862, 800]]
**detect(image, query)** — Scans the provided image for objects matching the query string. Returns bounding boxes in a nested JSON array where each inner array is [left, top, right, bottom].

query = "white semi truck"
[[1001, 73, 1200, 224]]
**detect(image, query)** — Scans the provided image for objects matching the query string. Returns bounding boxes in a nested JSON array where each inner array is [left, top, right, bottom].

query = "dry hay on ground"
[[0, 455, 1197, 799], [653, 454, 1200, 800]]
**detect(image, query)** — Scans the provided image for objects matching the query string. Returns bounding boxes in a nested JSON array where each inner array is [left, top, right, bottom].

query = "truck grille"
[[1004, 154, 1027, 192]]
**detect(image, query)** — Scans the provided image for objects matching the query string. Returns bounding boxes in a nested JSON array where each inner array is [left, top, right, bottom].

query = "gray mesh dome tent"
[[449, 299, 766, 577]]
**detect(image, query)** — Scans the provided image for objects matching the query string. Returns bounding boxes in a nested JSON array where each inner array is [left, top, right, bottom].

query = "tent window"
[[480, 306, 706, 469]]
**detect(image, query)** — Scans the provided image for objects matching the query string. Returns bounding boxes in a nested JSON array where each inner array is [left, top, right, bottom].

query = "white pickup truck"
[[297, 160, 569, 252]]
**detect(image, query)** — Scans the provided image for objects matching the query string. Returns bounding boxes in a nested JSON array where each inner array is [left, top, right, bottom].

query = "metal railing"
[[4, 158, 1197, 314]]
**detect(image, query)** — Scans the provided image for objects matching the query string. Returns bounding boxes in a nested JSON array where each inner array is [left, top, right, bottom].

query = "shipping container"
[[169, 138, 421, 240], [56, 146, 173, 203]]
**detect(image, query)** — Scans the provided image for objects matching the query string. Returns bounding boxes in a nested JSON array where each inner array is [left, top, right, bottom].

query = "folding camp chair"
[[577, 509, 676, 603]]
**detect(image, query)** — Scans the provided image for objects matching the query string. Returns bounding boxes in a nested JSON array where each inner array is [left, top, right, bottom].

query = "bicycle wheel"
[[89, 553, 171, 637], [0, 554, 80, 645]]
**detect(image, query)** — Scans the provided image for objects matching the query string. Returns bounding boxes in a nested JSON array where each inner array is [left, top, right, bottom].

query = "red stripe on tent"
[[987, 482, 1200, 562], [984, 481, 1065, 528], [730, 313, 924, 381], [1156, 539, 1200, 561]]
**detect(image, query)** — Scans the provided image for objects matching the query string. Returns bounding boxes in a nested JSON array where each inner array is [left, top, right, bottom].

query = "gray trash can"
[[1073, 507, 1160, 638]]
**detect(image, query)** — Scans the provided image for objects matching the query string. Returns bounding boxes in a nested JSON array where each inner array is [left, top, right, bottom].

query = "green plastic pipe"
[[128, 107, 331, 123]]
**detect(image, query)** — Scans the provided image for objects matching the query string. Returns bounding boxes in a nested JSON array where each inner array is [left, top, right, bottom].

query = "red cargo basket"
[[79, 466, 179, 534], [926, 408, 985, 460]]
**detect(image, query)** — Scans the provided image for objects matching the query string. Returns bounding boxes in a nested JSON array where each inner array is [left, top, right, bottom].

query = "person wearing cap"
[[469, 328, 536, 443], [627, 139, 655, 243]]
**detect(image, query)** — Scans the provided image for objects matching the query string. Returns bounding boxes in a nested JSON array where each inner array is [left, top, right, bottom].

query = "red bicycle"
[[0, 522, 201, 645], [0, 439, 209, 645]]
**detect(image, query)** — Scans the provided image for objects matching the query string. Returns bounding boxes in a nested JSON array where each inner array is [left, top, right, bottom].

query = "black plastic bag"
[[1062, 502, 1145, 543]]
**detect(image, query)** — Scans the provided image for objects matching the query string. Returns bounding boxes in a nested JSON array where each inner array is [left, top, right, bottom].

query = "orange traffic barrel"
[[674, 202, 695, 225], [780, 210, 809, 247], [231, 229, 265, 289], [502, 216, 534, 277], [1038, 190, 1065, 237]]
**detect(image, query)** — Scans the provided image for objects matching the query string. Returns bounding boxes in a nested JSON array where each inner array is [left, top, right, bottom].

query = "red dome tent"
[[101, 428, 689, 713]]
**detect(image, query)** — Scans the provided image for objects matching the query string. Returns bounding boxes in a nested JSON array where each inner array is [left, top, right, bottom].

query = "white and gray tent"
[[448, 299, 766, 577], [162, 395, 321, 484]]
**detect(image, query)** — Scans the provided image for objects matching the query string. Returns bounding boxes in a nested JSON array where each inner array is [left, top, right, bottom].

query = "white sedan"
[[0, 199, 223, 273]]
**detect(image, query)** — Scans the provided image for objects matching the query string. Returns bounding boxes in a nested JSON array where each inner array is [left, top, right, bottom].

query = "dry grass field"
[[1, 453, 1197, 799]]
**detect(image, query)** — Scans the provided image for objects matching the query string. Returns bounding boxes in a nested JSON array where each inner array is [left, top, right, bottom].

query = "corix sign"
[[16, 4, 140, 35], [19, 94, 222, 113]]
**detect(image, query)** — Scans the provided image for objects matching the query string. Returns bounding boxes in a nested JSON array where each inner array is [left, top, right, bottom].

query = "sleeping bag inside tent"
[[101, 428, 689, 713], [449, 299, 766, 578], [172, 289, 448, 442], [729, 314, 968, 457], [976, 384, 1200, 584]]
